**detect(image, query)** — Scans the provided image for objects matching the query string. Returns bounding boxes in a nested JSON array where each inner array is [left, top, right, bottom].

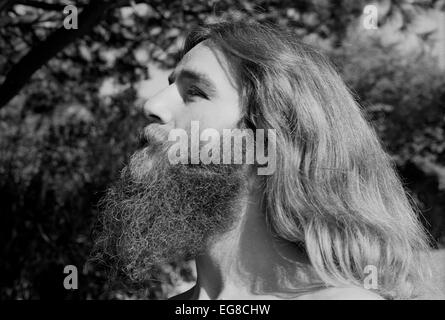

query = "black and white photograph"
[[0, 0, 444, 305]]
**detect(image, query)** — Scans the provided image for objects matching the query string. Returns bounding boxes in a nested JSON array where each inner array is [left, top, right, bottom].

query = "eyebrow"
[[168, 68, 217, 97]]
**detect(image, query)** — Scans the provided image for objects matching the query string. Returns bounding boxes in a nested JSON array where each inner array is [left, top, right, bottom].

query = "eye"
[[184, 85, 209, 102]]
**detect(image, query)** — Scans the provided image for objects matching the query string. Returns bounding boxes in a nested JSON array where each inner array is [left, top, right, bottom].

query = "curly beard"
[[91, 124, 249, 283]]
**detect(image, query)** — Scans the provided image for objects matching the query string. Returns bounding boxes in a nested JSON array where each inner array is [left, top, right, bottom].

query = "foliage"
[[0, 0, 444, 299], [331, 35, 445, 247]]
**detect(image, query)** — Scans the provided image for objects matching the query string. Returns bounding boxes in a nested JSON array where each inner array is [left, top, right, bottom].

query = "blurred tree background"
[[0, 0, 444, 299]]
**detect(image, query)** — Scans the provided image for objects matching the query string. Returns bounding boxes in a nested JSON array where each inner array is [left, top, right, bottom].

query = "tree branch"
[[0, 0, 113, 109], [0, 0, 18, 14]]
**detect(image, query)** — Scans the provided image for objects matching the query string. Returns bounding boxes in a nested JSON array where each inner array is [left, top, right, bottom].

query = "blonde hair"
[[183, 20, 433, 299]]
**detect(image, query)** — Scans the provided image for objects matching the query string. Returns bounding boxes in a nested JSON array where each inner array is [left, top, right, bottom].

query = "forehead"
[[176, 42, 238, 91]]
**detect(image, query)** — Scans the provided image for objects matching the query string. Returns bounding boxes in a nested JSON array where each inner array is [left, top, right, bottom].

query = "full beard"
[[92, 124, 249, 284]]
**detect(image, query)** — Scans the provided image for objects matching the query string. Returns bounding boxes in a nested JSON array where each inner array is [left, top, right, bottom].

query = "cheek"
[[176, 101, 241, 132]]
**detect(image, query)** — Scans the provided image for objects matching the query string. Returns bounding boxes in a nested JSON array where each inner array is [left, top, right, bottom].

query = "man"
[[93, 20, 434, 300]]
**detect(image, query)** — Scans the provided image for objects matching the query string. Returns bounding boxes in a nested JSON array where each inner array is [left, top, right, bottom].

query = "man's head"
[[93, 20, 431, 299], [92, 34, 252, 283]]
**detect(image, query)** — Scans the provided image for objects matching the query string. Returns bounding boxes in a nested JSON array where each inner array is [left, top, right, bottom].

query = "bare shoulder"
[[297, 287, 384, 300]]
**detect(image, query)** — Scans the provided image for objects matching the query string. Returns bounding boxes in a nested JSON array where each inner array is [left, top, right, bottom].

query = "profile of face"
[[92, 43, 251, 282], [147, 42, 242, 133]]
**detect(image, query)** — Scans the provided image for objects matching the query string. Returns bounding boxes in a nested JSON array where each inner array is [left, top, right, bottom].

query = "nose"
[[143, 85, 180, 125]]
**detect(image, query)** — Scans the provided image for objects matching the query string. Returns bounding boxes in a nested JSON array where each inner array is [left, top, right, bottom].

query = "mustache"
[[137, 123, 169, 149]]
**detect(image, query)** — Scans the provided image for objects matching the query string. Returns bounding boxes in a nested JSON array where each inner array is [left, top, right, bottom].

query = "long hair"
[[182, 20, 433, 299]]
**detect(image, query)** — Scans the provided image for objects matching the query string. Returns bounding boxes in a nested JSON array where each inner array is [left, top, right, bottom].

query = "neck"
[[192, 187, 321, 300]]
